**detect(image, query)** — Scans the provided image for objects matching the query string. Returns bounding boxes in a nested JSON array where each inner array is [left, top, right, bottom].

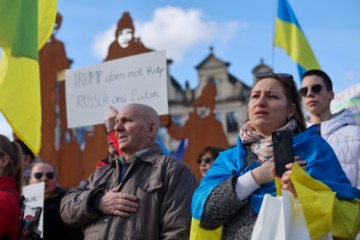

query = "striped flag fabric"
[[274, 0, 321, 79], [0, 0, 57, 155], [190, 126, 360, 239]]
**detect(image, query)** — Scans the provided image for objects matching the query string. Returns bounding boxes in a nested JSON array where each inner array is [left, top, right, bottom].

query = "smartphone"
[[272, 130, 294, 177]]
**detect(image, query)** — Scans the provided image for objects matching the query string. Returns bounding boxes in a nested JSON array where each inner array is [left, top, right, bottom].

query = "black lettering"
[[112, 95, 127, 104], [147, 66, 165, 78], [131, 89, 159, 101], [128, 68, 143, 78], [76, 94, 109, 109], [74, 71, 102, 87], [106, 71, 126, 83]]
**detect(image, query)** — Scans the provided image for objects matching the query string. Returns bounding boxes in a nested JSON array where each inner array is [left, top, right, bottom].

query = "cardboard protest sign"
[[65, 50, 168, 128], [331, 83, 360, 125]]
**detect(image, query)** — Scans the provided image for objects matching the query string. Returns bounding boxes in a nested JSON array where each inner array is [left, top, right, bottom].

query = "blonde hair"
[[0, 135, 23, 194]]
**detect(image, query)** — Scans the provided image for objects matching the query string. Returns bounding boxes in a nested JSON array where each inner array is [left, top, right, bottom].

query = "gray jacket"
[[307, 108, 360, 188], [60, 144, 198, 240]]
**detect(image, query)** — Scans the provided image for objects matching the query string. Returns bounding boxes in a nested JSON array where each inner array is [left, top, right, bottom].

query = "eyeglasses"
[[34, 172, 55, 180], [298, 84, 323, 97], [197, 157, 213, 165], [256, 72, 294, 81]]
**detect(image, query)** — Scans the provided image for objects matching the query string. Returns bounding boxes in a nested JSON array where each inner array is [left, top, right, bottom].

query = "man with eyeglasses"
[[29, 161, 83, 240], [300, 69, 360, 190]]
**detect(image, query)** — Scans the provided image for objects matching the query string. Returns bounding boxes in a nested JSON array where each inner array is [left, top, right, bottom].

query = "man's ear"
[[0, 155, 10, 168], [148, 122, 156, 137], [329, 91, 335, 101]]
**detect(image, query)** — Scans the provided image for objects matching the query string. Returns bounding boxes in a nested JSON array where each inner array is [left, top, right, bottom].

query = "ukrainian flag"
[[190, 125, 360, 239], [0, 0, 57, 155], [274, 0, 321, 78]]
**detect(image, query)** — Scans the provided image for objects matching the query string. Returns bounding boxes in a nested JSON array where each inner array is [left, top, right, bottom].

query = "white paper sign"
[[331, 83, 360, 125], [22, 182, 45, 238], [65, 50, 168, 128]]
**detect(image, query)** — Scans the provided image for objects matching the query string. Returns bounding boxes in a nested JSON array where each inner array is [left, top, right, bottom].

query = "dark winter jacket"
[[43, 187, 83, 240], [60, 144, 198, 240]]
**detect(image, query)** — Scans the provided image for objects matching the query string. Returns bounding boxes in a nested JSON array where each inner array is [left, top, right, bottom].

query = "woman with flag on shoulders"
[[190, 72, 360, 240]]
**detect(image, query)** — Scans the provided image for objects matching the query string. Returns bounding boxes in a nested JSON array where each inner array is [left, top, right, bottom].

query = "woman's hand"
[[279, 156, 306, 197], [280, 169, 296, 197], [251, 158, 275, 185], [294, 156, 306, 170]]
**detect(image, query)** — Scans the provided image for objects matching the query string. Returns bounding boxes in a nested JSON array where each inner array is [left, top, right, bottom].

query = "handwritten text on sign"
[[65, 51, 168, 128]]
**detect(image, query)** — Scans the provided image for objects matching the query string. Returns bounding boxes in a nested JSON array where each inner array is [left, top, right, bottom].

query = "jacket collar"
[[111, 143, 163, 168]]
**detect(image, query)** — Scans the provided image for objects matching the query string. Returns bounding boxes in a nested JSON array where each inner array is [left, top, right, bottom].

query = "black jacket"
[[44, 187, 83, 240]]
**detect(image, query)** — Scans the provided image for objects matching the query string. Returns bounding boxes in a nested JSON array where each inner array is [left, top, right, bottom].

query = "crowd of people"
[[0, 69, 359, 240]]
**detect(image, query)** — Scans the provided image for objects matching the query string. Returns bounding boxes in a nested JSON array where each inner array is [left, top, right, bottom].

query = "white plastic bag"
[[251, 190, 332, 240]]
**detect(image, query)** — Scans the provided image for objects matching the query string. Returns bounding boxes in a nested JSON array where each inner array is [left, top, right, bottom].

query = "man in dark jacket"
[[60, 103, 198, 240], [28, 161, 83, 240]]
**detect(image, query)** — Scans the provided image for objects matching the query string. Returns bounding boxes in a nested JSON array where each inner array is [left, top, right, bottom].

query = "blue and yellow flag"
[[190, 125, 360, 239], [0, 0, 57, 155], [274, 0, 321, 79], [290, 163, 360, 239]]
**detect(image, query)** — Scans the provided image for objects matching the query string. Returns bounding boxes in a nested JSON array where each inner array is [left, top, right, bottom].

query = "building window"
[[226, 111, 239, 133]]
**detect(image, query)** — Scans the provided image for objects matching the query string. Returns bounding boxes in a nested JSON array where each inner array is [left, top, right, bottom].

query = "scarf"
[[239, 119, 297, 163]]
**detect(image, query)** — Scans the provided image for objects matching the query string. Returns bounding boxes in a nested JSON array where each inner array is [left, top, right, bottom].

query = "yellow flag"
[[291, 162, 360, 239], [0, 0, 57, 155], [274, 0, 321, 78]]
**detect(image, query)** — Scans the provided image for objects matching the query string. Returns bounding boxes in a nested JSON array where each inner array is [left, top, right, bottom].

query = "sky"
[[1, 0, 360, 137]]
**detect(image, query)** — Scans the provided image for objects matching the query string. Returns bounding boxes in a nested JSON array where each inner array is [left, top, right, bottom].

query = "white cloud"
[[92, 25, 116, 61], [91, 6, 244, 63]]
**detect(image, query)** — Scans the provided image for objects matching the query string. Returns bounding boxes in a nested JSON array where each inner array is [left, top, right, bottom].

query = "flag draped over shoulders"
[[0, 0, 57, 155], [190, 125, 360, 239], [190, 135, 276, 239], [274, 0, 320, 78], [291, 163, 360, 239], [291, 127, 360, 239]]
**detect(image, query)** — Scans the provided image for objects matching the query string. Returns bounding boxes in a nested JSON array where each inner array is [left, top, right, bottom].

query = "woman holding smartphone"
[[190, 72, 360, 240]]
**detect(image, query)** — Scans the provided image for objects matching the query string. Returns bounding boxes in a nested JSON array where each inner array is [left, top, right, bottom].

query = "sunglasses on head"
[[298, 84, 323, 97], [197, 157, 213, 165], [256, 72, 294, 81], [34, 172, 55, 180]]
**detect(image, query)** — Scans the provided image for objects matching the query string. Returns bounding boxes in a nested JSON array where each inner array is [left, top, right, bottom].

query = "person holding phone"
[[191, 72, 360, 239]]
